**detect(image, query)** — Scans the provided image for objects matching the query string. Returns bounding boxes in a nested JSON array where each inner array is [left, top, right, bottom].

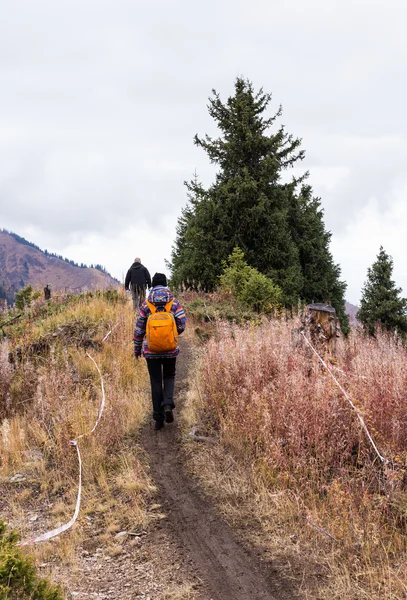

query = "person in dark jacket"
[[133, 273, 186, 430], [125, 258, 151, 310], [44, 284, 51, 300]]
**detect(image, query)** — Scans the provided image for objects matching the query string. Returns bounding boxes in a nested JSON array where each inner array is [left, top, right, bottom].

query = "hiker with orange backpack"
[[133, 273, 187, 430]]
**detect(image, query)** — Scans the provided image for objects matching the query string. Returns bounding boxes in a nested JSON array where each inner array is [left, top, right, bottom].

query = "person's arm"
[[172, 299, 186, 335], [125, 269, 131, 290], [145, 267, 151, 289], [133, 302, 149, 357]]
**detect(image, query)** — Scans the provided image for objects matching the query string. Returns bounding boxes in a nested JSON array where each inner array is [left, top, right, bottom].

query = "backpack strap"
[[146, 300, 157, 314], [165, 300, 174, 313]]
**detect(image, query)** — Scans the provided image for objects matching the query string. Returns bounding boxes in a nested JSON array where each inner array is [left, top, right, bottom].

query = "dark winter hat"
[[152, 273, 167, 287]]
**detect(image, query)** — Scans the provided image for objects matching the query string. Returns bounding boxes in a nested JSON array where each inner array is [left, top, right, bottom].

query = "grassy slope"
[[181, 312, 407, 600], [0, 291, 153, 594], [4, 288, 406, 598]]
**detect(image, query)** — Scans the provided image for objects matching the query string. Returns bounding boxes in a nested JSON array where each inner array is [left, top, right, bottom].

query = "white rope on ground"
[[76, 352, 106, 440], [19, 442, 82, 546], [300, 331, 385, 464], [101, 318, 121, 343], [306, 518, 338, 542], [18, 349, 107, 546], [203, 302, 212, 323], [330, 364, 368, 380]]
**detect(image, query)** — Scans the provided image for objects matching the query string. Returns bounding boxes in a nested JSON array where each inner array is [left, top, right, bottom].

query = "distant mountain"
[[345, 301, 359, 326], [0, 229, 119, 302]]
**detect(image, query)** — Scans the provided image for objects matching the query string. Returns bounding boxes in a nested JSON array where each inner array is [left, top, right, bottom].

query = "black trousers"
[[146, 358, 176, 422]]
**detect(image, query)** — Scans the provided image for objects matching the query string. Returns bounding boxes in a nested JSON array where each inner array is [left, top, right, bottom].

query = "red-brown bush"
[[201, 320, 407, 491]]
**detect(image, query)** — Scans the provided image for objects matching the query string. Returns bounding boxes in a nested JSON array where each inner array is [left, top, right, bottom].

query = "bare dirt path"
[[141, 337, 297, 600], [3, 335, 297, 599]]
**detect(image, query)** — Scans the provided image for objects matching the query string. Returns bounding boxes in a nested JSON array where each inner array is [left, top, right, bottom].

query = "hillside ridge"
[[0, 230, 118, 302], [345, 300, 359, 325]]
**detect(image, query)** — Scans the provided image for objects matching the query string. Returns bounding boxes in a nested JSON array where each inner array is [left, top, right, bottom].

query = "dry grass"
[[183, 318, 407, 599], [0, 291, 153, 576], [164, 583, 197, 599]]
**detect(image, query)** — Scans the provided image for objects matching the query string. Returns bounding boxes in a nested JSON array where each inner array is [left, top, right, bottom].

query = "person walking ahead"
[[133, 273, 186, 430], [125, 257, 151, 310]]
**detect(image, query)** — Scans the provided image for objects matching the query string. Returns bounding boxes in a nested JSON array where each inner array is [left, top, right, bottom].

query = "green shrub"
[[0, 521, 63, 600], [219, 247, 252, 298], [15, 285, 34, 311], [239, 269, 282, 313], [220, 247, 282, 313]]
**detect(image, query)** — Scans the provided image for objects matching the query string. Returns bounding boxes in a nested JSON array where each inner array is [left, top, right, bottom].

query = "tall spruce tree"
[[358, 247, 407, 335], [288, 184, 349, 331], [170, 78, 349, 331]]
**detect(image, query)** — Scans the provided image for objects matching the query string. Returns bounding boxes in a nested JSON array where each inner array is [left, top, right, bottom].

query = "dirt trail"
[[141, 338, 297, 600]]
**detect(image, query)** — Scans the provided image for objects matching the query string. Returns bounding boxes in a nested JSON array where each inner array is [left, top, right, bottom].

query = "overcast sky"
[[1, 0, 407, 304]]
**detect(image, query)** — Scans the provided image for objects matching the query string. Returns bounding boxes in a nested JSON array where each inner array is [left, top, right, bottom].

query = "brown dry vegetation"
[[5, 288, 407, 598], [0, 291, 154, 589], [182, 318, 407, 599]]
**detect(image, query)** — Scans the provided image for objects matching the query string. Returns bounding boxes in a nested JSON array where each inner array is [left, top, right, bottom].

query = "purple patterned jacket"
[[133, 286, 186, 359]]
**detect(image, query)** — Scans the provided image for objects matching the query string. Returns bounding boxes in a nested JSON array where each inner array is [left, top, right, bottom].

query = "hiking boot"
[[154, 420, 164, 431], [164, 405, 174, 424]]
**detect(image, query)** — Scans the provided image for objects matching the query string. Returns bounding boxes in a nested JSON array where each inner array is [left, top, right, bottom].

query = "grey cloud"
[[1, 0, 407, 300], [303, 134, 407, 232]]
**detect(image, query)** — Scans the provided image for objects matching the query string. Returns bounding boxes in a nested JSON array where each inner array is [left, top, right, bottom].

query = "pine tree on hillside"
[[357, 247, 407, 335], [288, 184, 349, 332], [169, 173, 223, 291], [170, 78, 348, 330]]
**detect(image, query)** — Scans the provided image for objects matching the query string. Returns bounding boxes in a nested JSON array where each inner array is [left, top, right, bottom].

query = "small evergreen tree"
[[220, 247, 282, 313], [240, 269, 282, 314], [219, 247, 253, 298], [0, 521, 63, 599], [15, 285, 34, 311], [357, 247, 407, 335]]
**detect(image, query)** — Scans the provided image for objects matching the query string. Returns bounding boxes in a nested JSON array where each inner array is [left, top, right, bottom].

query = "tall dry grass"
[[0, 291, 153, 568], [0, 340, 12, 417], [193, 318, 407, 598]]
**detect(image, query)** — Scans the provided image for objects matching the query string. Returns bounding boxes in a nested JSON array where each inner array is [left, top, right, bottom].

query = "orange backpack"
[[145, 300, 178, 353]]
